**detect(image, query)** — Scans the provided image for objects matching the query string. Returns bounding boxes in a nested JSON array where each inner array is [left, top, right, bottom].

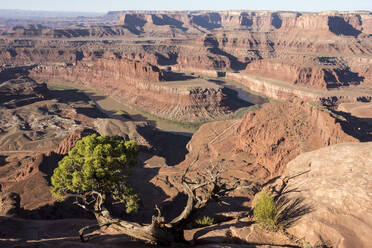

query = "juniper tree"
[[51, 134, 139, 214], [51, 135, 243, 245]]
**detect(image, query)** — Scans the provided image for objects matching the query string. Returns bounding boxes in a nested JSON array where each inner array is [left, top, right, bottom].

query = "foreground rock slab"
[[284, 142, 372, 248]]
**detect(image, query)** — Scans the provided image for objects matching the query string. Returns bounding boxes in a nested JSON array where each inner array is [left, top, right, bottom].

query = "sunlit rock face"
[[284, 142, 372, 248]]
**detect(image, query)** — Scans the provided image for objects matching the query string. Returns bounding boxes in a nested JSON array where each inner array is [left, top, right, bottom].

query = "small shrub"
[[194, 216, 214, 227], [253, 191, 278, 229]]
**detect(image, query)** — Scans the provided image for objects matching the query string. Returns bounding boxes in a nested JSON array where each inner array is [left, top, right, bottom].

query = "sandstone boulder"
[[284, 142, 372, 248]]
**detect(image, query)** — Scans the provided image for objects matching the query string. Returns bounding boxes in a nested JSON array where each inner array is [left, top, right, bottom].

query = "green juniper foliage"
[[51, 134, 139, 213]]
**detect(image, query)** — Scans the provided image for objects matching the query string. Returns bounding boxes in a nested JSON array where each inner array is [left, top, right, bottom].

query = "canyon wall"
[[236, 101, 357, 175], [1, 10, 372, 116], [4, 11, 372, 39], [243, 59, 365, 89], [225, 72, 372, 107], [115, 11, 372, 35], [29, 58, 235, 122], [162, 100, 358, 197]]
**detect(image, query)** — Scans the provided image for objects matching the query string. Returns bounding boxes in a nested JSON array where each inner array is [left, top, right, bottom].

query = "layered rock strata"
[[236, 101, 357, 175], [156, 100, 358, 199], [30, 58, 237, 122], [1, 10, 372, 107]]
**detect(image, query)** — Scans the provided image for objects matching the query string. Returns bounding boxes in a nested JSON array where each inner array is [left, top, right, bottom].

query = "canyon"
[[0, 9, 371, 248], [1, 11, 372, 119]]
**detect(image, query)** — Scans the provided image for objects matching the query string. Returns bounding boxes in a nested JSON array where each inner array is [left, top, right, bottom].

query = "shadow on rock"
[[325, 68, 364, 88], [38, 152, 64, 185], [332, 110, 372, 142], [276, 194, 312, 229], [20, 197, 93, 220], [328, 16, 362, 37], [195, 223, 301, 247], [0, 65, 36, 83], [204, 34, 247, 71], [0, 216, 95, 248], [116, 151, 172, 224], [156, 52, 179, 66], [152, 15, 188, 32], [162, 71, 196, 81], [0, 155, 7, 167], [50, 89, 108, 118], [136, 125, 191, 166]]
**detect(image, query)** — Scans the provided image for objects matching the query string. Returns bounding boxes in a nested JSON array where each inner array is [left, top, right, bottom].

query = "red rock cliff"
[[237, 101, 357, 174], [30, 58, 234, 122]]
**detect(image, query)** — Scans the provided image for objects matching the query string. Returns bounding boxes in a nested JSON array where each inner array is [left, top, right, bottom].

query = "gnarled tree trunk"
[[79, 159, 242, 245]]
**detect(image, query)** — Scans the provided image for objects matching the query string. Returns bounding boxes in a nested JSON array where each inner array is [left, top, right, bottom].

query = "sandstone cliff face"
[[30, 58, 237, 122], [278, 12, 367, 36], [3, 25, 138, 39], [167, 101, 357, 188], [244, 59, 365, 89], [284, 142, 372, 248], [53, 128, 98, 155], [237, 101, 357, 175], [1, 10, 372, 104], [225, 72, 372, 107], [114, 11, 372, 35], [30, 58, 163, 85]]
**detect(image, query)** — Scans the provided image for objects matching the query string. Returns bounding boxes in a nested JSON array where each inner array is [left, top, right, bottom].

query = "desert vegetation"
[[51, 134, 140, 214], [51, 135, 244, 245], [194, 216, 215, 227], [253, 191, 279, 230]]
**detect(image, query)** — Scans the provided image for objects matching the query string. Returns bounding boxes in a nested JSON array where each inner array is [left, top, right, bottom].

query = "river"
[[45, 78, 267, 137]]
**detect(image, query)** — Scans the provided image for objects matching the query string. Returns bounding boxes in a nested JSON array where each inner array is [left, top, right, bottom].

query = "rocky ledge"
[[284, 142, 372, 248]]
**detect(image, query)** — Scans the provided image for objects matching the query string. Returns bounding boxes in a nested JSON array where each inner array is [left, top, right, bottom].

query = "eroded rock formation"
[[0, 192, 20, 217], [237, 101, 357, 174], [30, 59, 241, 122], [157, 100, 358, 196], [1, 11, 371, 107]]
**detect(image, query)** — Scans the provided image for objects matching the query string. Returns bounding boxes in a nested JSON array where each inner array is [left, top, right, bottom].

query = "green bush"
[[50, 134, 139, 213], [194, 216, 215, 227], [253, 191, 278, 229]]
